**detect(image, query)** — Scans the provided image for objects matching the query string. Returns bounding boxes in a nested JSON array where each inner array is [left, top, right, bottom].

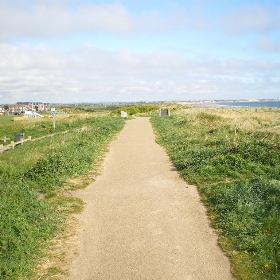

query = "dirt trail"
[[67, 117, 234, 280]]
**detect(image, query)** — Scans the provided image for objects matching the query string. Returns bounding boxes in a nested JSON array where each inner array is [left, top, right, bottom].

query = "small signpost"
[[50, 108, 66, 129], [159, 108, 171, 117], [50, 108, 56, 129], [121, 111, 128, 118]]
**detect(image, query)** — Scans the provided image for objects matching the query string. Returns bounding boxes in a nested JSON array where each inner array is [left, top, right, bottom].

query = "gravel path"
[[67, 117, 234, 280]]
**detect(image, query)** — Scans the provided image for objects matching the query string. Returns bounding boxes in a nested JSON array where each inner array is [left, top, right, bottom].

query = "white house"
[[24, 111, 43, 117]]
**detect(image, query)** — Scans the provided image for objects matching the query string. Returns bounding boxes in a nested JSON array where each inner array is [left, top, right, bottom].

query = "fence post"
[[159, 108, 170, 117], [11, 141, 15, 149], [28, 136, 32, 140], [0, 136, 10, 143]]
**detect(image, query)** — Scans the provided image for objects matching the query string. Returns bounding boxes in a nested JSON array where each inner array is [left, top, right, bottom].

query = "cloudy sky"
[[0, 0, 280, 104]]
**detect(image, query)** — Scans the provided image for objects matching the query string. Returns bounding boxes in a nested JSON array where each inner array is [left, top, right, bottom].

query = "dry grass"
[[33, 180, 87, 280], [176, 106, 280, 133], [34, 215, 83, 280]]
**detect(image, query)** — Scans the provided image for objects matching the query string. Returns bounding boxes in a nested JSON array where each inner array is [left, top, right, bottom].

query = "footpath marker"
[[121, 111, 128, 118], [50, 108, 66, 129]]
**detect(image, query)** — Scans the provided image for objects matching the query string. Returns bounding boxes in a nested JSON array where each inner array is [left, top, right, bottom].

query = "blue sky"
[[0, 0, 279, 103]]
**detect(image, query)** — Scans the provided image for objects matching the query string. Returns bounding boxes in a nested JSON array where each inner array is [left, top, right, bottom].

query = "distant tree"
[[3, 104, 9, 110], [35, 105, 38, 112]]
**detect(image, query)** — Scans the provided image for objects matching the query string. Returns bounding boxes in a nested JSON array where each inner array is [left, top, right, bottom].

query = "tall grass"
[[0, 116, 125, 279], [151, 108, 280, 280]]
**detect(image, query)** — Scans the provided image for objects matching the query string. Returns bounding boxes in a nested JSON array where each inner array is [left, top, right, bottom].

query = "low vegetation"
[[0, 116, 14, 125], [0, 115, 125, 279], [151, 107, 280, 280], [2, 104, 279, 279], [0, 114, 90, 141], [112, 104, 158, 116]]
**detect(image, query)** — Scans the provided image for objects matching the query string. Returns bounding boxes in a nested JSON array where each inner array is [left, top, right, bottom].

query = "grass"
[[0, 115, 125, 279], [0, 114, 89, 142], [151, 107, 280, 280], [111, 104, 159, 116], [0, 116, 14, 125]]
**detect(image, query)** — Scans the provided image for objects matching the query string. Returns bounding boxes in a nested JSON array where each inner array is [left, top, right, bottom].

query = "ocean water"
[[216, 100, 280, 108]]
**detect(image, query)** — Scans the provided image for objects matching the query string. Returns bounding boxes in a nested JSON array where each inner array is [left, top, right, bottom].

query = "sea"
[[203, 100, 280, 108]]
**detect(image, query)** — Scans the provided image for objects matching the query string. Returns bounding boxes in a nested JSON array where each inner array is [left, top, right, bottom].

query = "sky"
[[0, 0, 280, 104]]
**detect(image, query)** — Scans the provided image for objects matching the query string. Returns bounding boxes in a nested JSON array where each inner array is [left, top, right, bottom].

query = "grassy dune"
[[151, 106, 280, 280], [0, 115, 125, 279]]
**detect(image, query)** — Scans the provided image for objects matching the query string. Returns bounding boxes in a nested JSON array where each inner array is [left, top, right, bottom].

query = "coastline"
[[190, 100, 280, 108]]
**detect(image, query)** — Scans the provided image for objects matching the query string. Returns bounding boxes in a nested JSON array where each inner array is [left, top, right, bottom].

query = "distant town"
[[0, 102, 49, 115], [0, 98, 279, 115]]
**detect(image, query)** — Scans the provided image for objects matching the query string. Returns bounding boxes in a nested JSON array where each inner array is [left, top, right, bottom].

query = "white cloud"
[[0, 43, 279, 104], [221, 4, 279, 35], [0, 2, 135, 42], [0, 1, 215, 43], [137, 10, 168, 32], [255, 36, 280, 52], [75, 3, 134, 33]]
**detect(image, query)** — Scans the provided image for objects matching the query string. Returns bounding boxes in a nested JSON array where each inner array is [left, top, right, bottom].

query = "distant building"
[[6, 104, 28, 113], [17, 102, 49, 112], [24, 110, 43, 118], [0, 102, 50, 115]]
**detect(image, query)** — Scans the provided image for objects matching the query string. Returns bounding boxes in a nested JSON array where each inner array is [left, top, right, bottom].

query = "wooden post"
[[28, 136, 32, 140], [11, 141, 15, 149], [0, 136, 10, 143]]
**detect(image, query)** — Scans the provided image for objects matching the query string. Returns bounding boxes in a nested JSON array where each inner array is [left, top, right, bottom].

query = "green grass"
[[112, 104, 158, 116], [0, 115, 125, 279], [151, 108, 280, 280], [0, 116, 14, 125], [0, 115, 94, 141]]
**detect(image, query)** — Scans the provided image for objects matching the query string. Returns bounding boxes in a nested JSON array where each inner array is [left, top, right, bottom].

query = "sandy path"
[[67, 117, 234, 280]]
